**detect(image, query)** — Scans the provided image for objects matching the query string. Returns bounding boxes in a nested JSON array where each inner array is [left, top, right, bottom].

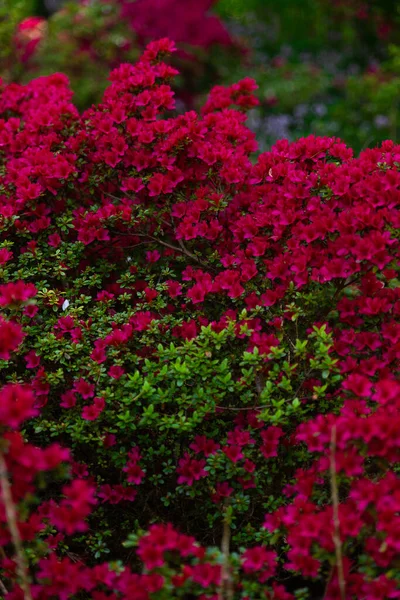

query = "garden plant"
[[0, 39, 400, 598]]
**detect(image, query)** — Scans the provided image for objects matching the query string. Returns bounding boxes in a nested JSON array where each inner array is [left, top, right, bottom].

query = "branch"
[[329, 425, 346, 600], [109, 228, 212, 270], [0, 452, 33, 600], [218, 501, 234, 600], [215, 395, 315, 412], [144, 234, 213, 270], [0, 577, 8, 596]]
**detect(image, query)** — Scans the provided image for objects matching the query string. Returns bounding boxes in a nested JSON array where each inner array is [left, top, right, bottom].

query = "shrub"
[[1, 40, 400, 598]]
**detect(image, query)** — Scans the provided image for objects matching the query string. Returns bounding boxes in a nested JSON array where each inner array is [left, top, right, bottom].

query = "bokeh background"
[[2, 0, 400, 152]]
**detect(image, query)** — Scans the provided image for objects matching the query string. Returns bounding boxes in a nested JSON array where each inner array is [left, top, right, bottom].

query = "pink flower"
[[0, 248, 13, 264], [0, 317, 25, 360], [102, 433, 116, 448], [0, 383, 38, 428], [145, 250, 161, 263], [81, 397, 105, 421], [24, 350, 40, 369], [190, 435, 220, 456], [222, 445, 243, 463], [23, 304, 39, 318], [74, 378, 95, 399], [48, 233, 61, 248], [241, 546, 277, 576], [177, 453, 207, 486], [60, 390, 77, 409], [108, 365, 125, 379], [211, 482, 233, 504], [0, 281, 37, 306], [342, 373, 373, 397]]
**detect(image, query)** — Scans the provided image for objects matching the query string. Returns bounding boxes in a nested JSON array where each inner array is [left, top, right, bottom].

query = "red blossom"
[[0, 383, 37, 428], [0, 317, 25, 360], [0, 281, 37, 306]]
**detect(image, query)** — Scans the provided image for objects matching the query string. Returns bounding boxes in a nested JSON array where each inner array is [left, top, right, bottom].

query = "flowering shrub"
[[1, 39, 400, 597]]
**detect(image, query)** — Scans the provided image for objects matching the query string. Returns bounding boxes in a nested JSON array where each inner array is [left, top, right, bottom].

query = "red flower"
[[222, 445, 244, 463], [108, 365, 125, 379], [242, 546, 277, 577], [0, 281, 37, 306], [0, 383, 38, 428], [211, 481, 233, 504], [177, 453, 207, 486], [0, 248, 13, 264], [73, 378, 95, 399], [0, 317, 25, 360], [24, 350, 40, 369], [190, 435, 220, 456], [81, 397, 105, 421], [60, 390, 77, 409]]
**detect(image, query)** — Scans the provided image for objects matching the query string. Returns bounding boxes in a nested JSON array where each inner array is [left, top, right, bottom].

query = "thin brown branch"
[[109, 228, 212, 269], [329, 425, 346, 600], [323, 566, 334, 600], [255, 373, 266, 396], [0, 453, 33, 600], [0, 577, 8, 596], [218, 501, 234, 600], [215, 395, 315, 411], [146, 234, 212, 270]]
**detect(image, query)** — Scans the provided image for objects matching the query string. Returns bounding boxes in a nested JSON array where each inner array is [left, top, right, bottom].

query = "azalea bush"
[[1, 39, 400, 598]]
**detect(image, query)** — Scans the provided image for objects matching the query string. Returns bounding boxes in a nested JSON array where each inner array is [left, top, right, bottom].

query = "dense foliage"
[[1, 40, 400, 598]]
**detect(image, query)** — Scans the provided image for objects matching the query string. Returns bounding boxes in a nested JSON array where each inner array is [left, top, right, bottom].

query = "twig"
[[109, 229, 212, 269], [0, 577, 8, 596], [146, 234, 213, 271], [218, 501, 234, 600], [255, 373, 266, 396], [323, 566, 334, 600], [215, 404, 268, 412], [329, 425, 346, 600], [0, 452, 33, 600], [215, 395, 315, 411]]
